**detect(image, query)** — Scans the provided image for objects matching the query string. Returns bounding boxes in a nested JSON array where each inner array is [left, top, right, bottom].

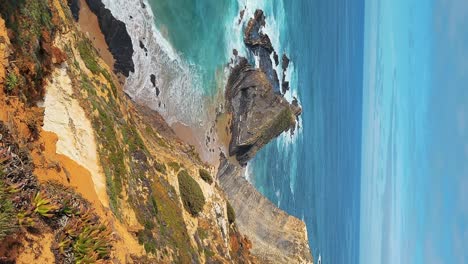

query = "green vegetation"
[[168, 161, 182, 172], [261, 107, 295, 142], [199, 169, 213, 184], [0, 181, 17, 240], [95, 106, 125, 215], [58, 213, 112, 263], [5, 72, 19, 92], [78, 40, 100, 74], [154, 161, 166, 174], [20, 0, 52, 39], [227, 201, 236, 224], [33, 191, 59, 218], [0, 0, 57, 103], [178, 170, 205, 216], [0, 0, 53, 44]]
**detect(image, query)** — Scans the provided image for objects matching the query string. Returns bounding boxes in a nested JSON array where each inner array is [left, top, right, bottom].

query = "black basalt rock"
[[85, 0, 135, 77]]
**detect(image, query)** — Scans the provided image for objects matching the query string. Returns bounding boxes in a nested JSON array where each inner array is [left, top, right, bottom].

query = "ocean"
[[101, 0, 365, 262], [99, 0, 468, 263], [249, 0, 364, 263], [147, 0, 365, 262]]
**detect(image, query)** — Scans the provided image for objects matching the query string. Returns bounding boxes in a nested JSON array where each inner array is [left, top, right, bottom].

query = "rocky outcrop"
[[226, 57, 301, 166], [220, 9, 310, 263], [281, 54, 290, 93], [85, 0, 134, 76], [217, 155, 313, 264], [244, 10, 280, 93]]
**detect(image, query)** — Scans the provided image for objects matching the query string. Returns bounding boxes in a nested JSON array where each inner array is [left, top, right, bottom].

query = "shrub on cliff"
[[199, 169, 213, 184], [5, 72, 19, 92], [78, 40, 100, 74], [227, 201, 236, 224], [0, 181, 17, 240], [168, 162, 182, 172], [178, 170, 205, 216], [154, 161, 166, 174]]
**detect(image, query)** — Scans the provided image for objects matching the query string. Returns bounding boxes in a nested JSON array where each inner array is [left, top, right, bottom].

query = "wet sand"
[[78, 0, 115, 70]]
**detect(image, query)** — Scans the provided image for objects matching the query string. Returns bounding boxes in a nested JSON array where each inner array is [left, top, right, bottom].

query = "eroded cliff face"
[[218, 155, 313, 264]]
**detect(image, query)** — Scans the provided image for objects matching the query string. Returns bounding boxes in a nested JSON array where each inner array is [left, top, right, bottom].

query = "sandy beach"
[[78, 0, 115, 70]]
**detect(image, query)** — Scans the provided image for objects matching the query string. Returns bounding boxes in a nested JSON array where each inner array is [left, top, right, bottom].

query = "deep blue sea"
[[250, 1, 364, 263]]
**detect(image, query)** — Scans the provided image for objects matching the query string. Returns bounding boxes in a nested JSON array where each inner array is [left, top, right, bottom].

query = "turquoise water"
[[250, 1, 364, 262], [146, 0, 239, 95]]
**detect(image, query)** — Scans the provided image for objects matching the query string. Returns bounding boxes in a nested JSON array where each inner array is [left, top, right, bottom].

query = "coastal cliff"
[[218, 155, 313, 264], [0, 1, 255, 263], [227, 9, 302, 166], [0, 1, 312, 263], [219, 9, 313, 264]]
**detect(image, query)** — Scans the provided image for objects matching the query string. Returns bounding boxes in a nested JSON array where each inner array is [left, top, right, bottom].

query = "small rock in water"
[[150, 74, 156, 87]]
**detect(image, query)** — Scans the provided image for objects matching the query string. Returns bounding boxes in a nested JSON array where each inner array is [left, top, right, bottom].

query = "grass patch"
[[58, 217, 112, 263], [78, 40, 100, 74], [199, 169, 213, 184], [5, 72, 19, 92], [154, 161, 166, 174], [168, 162, 182, 172], [178, 170, 205, 216], [0, 181, 17, 240]]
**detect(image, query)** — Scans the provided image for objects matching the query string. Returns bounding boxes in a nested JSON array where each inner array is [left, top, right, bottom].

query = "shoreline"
[[76, 0, 227, 168], [77, 0, 115, 71], [73, 2, 312, 261]]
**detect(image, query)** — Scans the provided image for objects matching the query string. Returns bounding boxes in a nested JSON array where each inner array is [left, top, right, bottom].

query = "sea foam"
[[100, 0, 206, 127]]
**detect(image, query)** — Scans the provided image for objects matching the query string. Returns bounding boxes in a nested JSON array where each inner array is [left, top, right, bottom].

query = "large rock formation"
[[85, 0, 134, 76], [226, 57, 301, 166], [227, 9, 301, 166], [219, 9, 312, 263], [217, 155, 313, 264]]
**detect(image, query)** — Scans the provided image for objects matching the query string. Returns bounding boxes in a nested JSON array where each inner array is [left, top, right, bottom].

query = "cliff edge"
[[218, 155, 313, 264]]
